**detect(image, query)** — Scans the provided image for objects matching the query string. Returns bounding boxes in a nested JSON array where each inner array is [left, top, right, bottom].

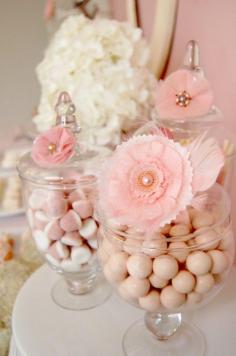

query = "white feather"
[[188, 135, 224, 193]]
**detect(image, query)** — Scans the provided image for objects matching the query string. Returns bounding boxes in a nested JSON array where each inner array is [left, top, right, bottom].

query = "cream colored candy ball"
[[153, 255, 178, 280], [214, 272, 226, 284], [172, 270, 195, 294], [186, 251, 212, 276], [102, 237, 120, 254], [187, 238, 197, 249], [127, 254, 153, 279], [123, 239, 142, 255], [149, 273, 168, 289], [103, 251, 128, 283], [187, 291, 203, 305], [139, 290, 161, 312], [195, 230, 219, 251], [142, 238, 167, 258], [192, 211, 215, 229], [118, 282, 136, 303], [208, 250, 228, 274], [159, 224, 171, 235], [168, 241, 189, 263], [169, 224, 190, 237], [218, 230, 233, 251], [119, 276, 150, 298], [195, 273, 215, 294], [160, 286, 185, 309]]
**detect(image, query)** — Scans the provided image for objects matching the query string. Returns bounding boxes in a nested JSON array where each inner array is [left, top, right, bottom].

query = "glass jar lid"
[[17, 92, 106, 188]]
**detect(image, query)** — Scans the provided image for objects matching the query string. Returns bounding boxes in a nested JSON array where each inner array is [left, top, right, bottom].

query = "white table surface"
[[11, 264, 236, 356]]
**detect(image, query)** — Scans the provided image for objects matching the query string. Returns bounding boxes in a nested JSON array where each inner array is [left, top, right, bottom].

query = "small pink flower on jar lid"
[[156, 69, 214, 119], [32, 126, 76, 167]]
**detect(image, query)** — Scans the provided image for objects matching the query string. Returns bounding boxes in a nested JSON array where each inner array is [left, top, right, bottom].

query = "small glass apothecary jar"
[[17, 92, 111, 310]]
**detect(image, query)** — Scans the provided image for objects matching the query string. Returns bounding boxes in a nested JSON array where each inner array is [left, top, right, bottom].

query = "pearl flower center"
[[48, 143, 57, 154], [176, 90, 192, 107], [137, 171, 156, 190]]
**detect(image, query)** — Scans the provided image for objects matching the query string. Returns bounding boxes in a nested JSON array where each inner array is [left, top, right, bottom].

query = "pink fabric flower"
[[99, 134, 224, 232], [156, 69, 214, 119], [99, 135, 193, 231], [32, 126, 76, 166]]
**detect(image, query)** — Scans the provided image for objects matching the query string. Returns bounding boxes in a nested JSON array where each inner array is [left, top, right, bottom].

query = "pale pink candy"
[[72, 200, 93, 219], [34, 210, 49, 230], [99, 135, 193, 231], [60, 209, 82, 232], [28, 189, 48, 210], [48, 241, 69, 260], [55, 241, 69, 259], [61, 232, 83, 246], [45, 190, 68, 218], [48, 242, 61, 260], [79, 218, 97, 239], [33, 230, 51, 252], [45, 253, 61, 268], [61, 258, 80, 272], [68, 189, 86, 204], [46, 190, 65, 202], [87, 238, 98, 250], [71, 244, 92, 265], [44, 220, 64, 240], [155, 69, 214, 119], [93, 210, 99, 222], [32, 126, 76, 167]]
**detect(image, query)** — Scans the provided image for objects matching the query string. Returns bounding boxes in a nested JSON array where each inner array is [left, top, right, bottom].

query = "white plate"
[[0, 207, 25, 219]]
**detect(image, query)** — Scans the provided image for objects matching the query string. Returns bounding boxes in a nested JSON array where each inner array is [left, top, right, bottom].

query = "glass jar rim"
[[99, 184, 231, 251], [19, 174, 97, 190], [17, 152, 97, 189], [154, 106, 221, 124]]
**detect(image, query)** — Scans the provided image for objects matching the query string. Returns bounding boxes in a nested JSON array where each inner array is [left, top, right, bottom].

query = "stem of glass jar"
[[144, 312, 182, 340], [63, 270, 97, 295]]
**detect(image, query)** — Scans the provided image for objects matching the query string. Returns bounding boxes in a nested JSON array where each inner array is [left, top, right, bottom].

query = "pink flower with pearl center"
[[99, 133, 224, 231], [99, 135, 194, 231], [32, 126, 76, 166], [156, 69, 214, 119]]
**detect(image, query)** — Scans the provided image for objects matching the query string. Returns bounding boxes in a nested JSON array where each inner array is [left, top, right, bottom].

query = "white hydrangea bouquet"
[[34, 14, 157, 147]]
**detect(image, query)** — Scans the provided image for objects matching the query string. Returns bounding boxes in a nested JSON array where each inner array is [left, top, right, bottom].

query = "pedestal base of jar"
[[122, 319, 205, 356], [51, 276, 112, 311]]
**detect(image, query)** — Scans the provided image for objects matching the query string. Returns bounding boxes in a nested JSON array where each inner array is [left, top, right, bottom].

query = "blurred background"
[[1, 0, 236, 131], [0, 1, 47, 134]]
